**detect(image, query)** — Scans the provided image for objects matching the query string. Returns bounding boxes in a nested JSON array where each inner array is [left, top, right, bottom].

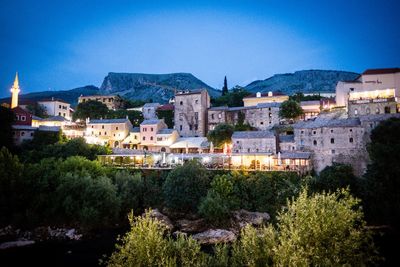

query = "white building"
[[85, 118, 133, 148], [38, 98, 71, 120]]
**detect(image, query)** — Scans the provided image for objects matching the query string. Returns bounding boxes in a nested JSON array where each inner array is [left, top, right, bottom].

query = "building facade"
[[78, 95, 123, 110], [38, 98, 71, 120], [174, 90, 210, 137], [243, 91, 288, 107], [142, 103, 161, 120], [232, 131, 277, 154], [85, 118, 133, 148]]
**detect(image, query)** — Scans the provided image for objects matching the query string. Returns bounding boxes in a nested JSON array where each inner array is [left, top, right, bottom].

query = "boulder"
[[232, 209, 270, 229], [0, 240, 35, 250], [192, 229, 236, 245], [176, 219, 207, 233], [146, 209, 174, 231]]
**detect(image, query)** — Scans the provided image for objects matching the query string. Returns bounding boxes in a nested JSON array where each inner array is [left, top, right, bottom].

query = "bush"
[[163, 161, 210, 213], [113, 170, 143, 216]]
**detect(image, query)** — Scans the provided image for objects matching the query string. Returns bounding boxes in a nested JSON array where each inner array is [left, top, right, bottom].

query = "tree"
[[207, 123, 235, 148], [222, 76, 228, 96], [25, 103, 47, 118], [310, 163, 361, 196], [0, 106, 14, 150], [72, 100, 109, 121], [163, 160, 210, 213], [289, 92, 322, 102], [156, 109, 174, 128], [364, 118, 400, 228], [105, 210, 208, 266], [212, 86, 251, 107], [279, 100, 303, 120]]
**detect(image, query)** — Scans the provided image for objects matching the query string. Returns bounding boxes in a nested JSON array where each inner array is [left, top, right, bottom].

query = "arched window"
[[349, 137, 354, 143], [384, 106, 391, 114], [114, 141, 119, 147]]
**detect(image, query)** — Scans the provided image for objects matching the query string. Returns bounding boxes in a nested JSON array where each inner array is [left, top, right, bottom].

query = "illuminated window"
[[354, 109, 358, 115]]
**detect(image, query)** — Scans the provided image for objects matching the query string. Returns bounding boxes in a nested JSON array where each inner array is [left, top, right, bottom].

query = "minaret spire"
[[10, 72, 20, 108]]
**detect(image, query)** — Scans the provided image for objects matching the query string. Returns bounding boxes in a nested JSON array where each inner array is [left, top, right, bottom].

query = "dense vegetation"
[[279, 100, 304, 120], [0, 106, 14, 151], [106, 189, 379, 266], [207, 123, 235, 148], [211, 86, 251, 107]]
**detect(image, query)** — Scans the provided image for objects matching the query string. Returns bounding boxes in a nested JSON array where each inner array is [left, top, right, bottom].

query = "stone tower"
[[10, 72, 20, 108]]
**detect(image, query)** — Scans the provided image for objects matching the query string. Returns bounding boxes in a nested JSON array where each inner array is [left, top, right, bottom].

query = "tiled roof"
[[359, 113, 400, 123], [293, 118, 361, 129], [38, 125, 61, 132], [175, 89, 206, 96], [32, 115, 43, 121], [12, 125, 37, 130], [170, 137, 209, 148], [141, 119, 162, 125], [277, 151, 312, 159], [300, 100, 320, 106], [143, 103, 160, 107], [362, 68, 400, 75], [38, 98, 70, 104], [232, 130, 275, 139], [42, 115, 68, 122], [157, 104, 174, 110], [157, 129, 175, 135], [89, 118, 129, 124], [209, 106, 229, 111], [131, 127, 140, 133], [279, 135, 295, 143]]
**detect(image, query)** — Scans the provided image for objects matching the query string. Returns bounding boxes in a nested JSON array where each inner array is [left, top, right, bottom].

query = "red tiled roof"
[[362, 68, 400, 75], [157, 104, 174, 111]]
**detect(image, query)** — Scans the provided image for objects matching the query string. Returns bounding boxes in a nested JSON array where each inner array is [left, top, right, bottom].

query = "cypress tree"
[[222, 76, 228, 96]]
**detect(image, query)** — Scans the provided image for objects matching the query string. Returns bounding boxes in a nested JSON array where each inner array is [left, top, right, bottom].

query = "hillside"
[[100, 72, 221, 102], [0, 85, 100, 107], [245, 70, 359, 95]]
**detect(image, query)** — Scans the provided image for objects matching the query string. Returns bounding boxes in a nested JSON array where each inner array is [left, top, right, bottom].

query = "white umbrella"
[[185, 141, 189, 154], [162, 152, 166, 164], [277, 152, 282, 166], [210, 142, 214, 154]]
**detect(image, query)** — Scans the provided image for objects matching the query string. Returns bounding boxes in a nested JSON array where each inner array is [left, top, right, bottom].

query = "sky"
[[0, 0, 399, 97]]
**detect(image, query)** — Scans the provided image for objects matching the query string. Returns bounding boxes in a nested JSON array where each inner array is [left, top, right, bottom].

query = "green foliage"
[[364, 118, 400, 228], [279, 100, 304, 120], [121, 98, 145, 109], [22, 137, 111, 163], [113, 171, 143, 216], [212, 86, 251, 107], [0, 106, 15, 150], [73, 100, 109, 121], [222, 76, 228, 96], [156, 109, 174, 128], [310, 163, 361, 195], [25, 102, 48, 118], [272, 188, 379, 266], [234, 111, 255, 131], [106, 210, 208, 267], [107, 109, 143, 127], [289, 92, 322, 102], [163, 161, 210, 213], [207, 123, 235, 148], [22, 128, 64, 150]]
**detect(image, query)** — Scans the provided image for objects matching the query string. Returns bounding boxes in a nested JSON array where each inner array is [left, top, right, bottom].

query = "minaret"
[[10, 72, 20, 108]]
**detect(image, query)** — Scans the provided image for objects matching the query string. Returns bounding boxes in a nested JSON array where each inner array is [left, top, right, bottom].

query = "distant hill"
[[100, 72, 221, 102], [244, 70, 359, 95], [0, 85, 100, 107]]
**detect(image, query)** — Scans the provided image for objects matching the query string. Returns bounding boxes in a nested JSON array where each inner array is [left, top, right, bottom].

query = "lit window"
[[354, 109, 358, 115]]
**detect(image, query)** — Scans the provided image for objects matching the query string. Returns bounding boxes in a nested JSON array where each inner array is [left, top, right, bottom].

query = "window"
[[211, 114, 215, 119], [218, 113, 222, 119], [99, 132, 101, 135], [313, 140, 317, 146], [354, 109, 358, 116], [59, 105, 62, 108], [143, 136, 146, 141], [349, 137, 353, 143], [350, 87, 354, 91], [189, 125, 192, 130], [92, 125, 94, 128], [195, 99, 198, 104], [21, 116, 26, 121], [104, 132, 107, 135], [260, 122, 264, 125], [248, 148, 250, 152], [331, 138, 335, 144], [313, 130, 316, 135], [21, 131, 25, 136], [116, 126, 119, 130], [134, 135, 137, 140], [179, 113, 183, 121], [63, 113, 66, 117], [102, 125, 104, 129], [236, 141, 239, 144], [92, 131, 94, 134], [180, 125, 183, 131], [375, 108, 380, 114], [301, 130, 304, 134], [332, 149, 335, 154], [385, 106, 391, 114], [269, 112, 272, 118], [30, 132, 34, 136], [349, 129, 352, 132], [180, 101, 183, 105], [194, 112, 198, 119], [151, 127, 153, 132], [330, 129, 333, 133], [150, 136, 153, 141], [195, 124, 198, 130], [59, 112, 61, 116], [148, 109, 151, 113], [268, 107, 271, 111], [157, 137, 162, 141]]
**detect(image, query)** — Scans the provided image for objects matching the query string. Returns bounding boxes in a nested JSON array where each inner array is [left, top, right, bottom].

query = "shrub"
[[113, 170, 143, 216], [163, 161, 210, 213]]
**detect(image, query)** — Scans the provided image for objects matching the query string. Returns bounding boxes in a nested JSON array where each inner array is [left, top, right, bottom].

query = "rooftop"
[[293, 117, 361, 129], [277, 151, 312, 159], [38, 125, 61, 132], [42, 115, 68, 122], [362, 68, 400, 75], [131, 127, 140, 133], [157, 104, 174, 111], [300, 100, 320, 106], [143, 103, 161, 107], [12, 125, 37, 130], [89, 118, 130, 124], [232, 130, 275, 139], [38, 98, 69, 104], [175, 89, 206, 96], [279, 135, 295, 143], [157, 129, 175, 135], [170, 137, 209, 148], [243, 91, 286, 99], [141, 119, 162, 125]]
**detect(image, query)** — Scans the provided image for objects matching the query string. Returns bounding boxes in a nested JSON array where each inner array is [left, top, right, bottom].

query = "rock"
[[146, 209, 174, 231], [176, 219, 207, 233], [66, 229, 82, 240], [0, 240, 35, 250], [232, 209, 270, 229], [192, 229, 236, 245]]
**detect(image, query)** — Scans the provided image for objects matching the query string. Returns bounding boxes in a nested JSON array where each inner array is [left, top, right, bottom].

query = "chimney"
[[268, 91, 273, 97], [256, 92, 261, 98]]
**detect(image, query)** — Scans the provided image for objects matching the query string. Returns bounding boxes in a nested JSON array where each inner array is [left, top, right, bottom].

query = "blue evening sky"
[[0, 0, 399, 97]]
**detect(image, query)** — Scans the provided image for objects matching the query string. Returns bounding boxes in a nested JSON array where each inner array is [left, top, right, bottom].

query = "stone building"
[[278, 134, 296, 152], [85, 118, 133, 148], [207, 103, 281, 131], [347, 89, 397, 118], [174, 90, 210, 137], [336, 68, 400, 107], [142, 103, 161, 120], [293, 118, 367, 175], [243, 91, 288, 107], [78, 95, 123, 110], [232, 130, 277, 154]]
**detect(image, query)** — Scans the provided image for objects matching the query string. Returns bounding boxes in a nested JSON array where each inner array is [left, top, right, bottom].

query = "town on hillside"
[[4, 68, 400, 176]]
